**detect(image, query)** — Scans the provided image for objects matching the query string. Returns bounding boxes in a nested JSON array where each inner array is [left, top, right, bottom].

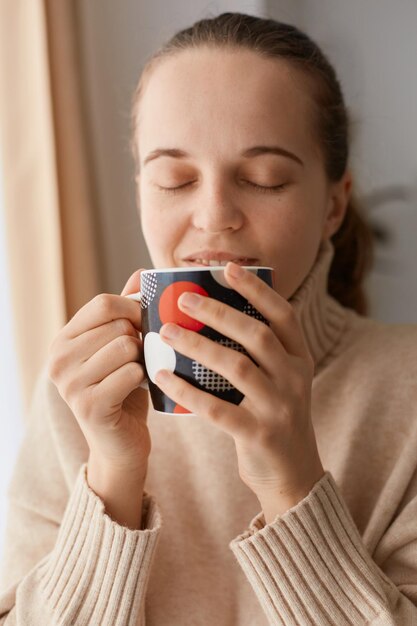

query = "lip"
[[184, 250, 258, 264]]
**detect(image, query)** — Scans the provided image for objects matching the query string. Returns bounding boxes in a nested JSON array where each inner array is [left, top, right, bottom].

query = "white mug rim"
[[141, 265, 273, 274], [124, 265, 273, 302]]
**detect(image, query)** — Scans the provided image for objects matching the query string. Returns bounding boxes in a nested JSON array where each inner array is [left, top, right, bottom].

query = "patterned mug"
[[126, 265, 274, 416]]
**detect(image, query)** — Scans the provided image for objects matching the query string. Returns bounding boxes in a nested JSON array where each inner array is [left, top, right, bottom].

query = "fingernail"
[[155, 369, 170, 384], [179, 292, 201, 308], [160, 323, 181, 339], [226, 261, 244, 278]]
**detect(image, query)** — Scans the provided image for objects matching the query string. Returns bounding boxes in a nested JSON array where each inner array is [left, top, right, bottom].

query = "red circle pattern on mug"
[[158, 281, 209, 332]]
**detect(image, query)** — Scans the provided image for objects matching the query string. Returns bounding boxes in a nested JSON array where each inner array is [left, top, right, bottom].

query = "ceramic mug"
[[126, 264, 274, 416]]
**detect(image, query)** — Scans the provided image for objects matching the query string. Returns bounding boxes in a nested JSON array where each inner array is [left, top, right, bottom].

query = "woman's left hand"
[[155, 261, 325, 522]]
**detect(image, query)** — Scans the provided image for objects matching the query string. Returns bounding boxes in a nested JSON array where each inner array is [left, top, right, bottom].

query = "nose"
[[191, 178, 244, 233]]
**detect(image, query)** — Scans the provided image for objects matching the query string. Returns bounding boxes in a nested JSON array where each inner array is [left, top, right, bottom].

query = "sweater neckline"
[[288, 239, 349, 372]]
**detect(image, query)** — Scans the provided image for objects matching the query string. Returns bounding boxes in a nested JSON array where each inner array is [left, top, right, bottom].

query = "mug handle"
[[125, 291, 142, 302], [124, 292, 149, 390]]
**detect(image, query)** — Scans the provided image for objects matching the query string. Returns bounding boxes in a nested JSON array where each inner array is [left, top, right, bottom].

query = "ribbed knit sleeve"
[[229, 472, 417, 625], [0, 463, 161, 625]]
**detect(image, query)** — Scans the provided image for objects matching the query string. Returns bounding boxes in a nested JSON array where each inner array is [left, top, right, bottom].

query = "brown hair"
[[131, 12, 374, 315]]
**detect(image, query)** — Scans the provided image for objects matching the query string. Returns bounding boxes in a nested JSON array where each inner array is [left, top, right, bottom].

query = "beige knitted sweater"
[[1, 240, 417, 625]]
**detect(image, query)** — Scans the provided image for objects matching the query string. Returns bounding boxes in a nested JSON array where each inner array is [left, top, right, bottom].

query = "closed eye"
[[156, 181, 197, 194], [243, 180, 287, 193], [155, 180, 287, 194]]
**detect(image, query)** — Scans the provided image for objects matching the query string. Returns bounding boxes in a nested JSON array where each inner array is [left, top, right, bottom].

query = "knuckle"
[[47, 347, 69, 382], [206, 400, 222, 421], [253, 322, 271, 347], [253, 281, 264, 300], [93, 293, 114, 316], [213, 301, 227, 323], [126, 361, 143, 384], [232, 353, 251, 378], [118, 335, 136, 356], [257, 426, 277, 448], [62, 375, 81, 403], [189, 332, 202, 350], [117, 318, 134, 336]]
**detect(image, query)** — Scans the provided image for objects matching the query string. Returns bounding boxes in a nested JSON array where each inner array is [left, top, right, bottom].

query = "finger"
[[176, 291, 288, 380], [64, 269, 146, 339], [91, 361, 147, 410], [154, 369, 255, 440], [69, 318, 141, 364], [223, 263, 310, 358], [65, 290, 141, 341], [159, 324, 274, 410], [81, 335, 143, 386], [121, 268, 144, 297]]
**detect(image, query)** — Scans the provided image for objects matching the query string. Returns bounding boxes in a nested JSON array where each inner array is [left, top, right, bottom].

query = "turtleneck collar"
[[288, 238, 349, 372]]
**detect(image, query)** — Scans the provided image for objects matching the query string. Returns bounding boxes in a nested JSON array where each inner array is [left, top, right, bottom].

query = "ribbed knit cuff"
[[38, 463, 161, 626], [229, 472, 393, 626]]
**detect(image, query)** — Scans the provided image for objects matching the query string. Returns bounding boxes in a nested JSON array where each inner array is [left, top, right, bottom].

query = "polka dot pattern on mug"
[[141, 273, 158, 309], [243, 302, 268, 323], [191, 338, 249, 392]]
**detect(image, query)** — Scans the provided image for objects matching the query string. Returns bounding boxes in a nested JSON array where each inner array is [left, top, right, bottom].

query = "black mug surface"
[[138, 265, 274, 415]]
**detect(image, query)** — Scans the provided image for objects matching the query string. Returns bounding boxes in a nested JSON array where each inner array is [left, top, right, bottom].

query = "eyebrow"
[[143, 145, 304, 167]]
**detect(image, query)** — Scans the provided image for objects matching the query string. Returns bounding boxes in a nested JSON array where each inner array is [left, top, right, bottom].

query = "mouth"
[[185, 258, 258, 267]]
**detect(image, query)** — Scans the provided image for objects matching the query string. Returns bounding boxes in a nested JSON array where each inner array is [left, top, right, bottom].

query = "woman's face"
[[135, 48, 351, 299]]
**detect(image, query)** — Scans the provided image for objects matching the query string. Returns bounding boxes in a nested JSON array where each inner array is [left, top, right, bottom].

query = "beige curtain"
[[0, 1, 104, 413]]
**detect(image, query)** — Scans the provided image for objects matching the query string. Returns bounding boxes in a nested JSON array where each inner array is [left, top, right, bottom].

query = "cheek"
[[259, 197, 325, 299], [140, 207, 157, 244], [139, 189, 167, 237], [260, 196, 321, 246], [286, 181, 327, 240], [139, 201, 184, 264]]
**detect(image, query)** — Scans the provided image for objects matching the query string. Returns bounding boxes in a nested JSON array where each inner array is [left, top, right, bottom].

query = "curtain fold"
[[0, 0, 103, 413]]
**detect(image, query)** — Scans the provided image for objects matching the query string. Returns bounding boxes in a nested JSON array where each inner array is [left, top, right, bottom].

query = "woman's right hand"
[[48, 269, 151, 480]]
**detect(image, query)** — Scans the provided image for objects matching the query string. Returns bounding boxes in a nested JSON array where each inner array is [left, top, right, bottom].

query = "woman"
[[1, 12, 416, 626]]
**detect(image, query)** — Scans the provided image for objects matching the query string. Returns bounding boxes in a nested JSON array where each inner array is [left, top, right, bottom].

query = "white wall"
[[267, 0, 417, 323], [0, 156, 24, 560]]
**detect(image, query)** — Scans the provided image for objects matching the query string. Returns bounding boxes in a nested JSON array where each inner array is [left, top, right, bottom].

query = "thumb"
[[120, 268, 146, 297]]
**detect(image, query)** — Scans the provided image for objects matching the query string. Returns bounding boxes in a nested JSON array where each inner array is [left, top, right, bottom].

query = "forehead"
[[137, 47, 315, 158]]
